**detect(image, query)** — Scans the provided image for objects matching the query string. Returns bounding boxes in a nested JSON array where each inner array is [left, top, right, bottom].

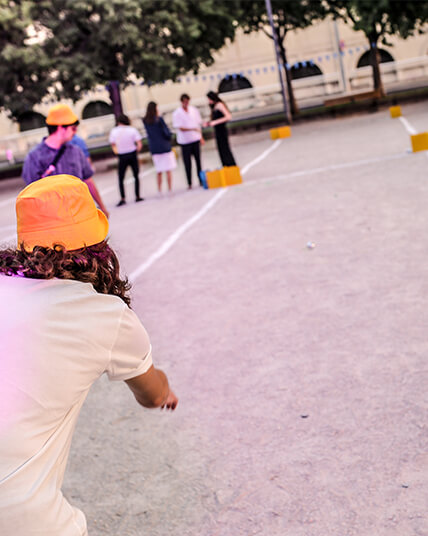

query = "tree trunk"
[[277, 37, 299, 116], [106, 81, 123, 120], [368, 39, 385, 97]]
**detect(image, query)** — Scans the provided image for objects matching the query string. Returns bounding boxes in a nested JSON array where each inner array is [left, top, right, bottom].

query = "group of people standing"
[[109, 91, 237, 205], [22, 91, 237, 213]]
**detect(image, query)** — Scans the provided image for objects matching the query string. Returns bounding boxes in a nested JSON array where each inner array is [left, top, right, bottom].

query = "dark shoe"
[[116, 199, 126, 207], [187, 185, 192, 190], [135, 197, 144, 202]]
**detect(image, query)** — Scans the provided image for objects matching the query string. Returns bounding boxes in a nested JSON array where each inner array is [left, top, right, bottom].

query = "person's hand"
[[161, 389, 178, 411], [202, 121, 210, 128], [200, 137, 205, 146]]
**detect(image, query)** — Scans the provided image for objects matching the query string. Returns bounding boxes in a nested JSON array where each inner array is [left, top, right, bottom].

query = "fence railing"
[[1, 55, 428, 166]]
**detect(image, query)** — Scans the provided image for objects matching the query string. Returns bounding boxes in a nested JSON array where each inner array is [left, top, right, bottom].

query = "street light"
[[265, 0, 291, 124]]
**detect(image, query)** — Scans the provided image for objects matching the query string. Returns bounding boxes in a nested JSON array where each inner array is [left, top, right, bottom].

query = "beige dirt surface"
[[0, 102, 427, 536]]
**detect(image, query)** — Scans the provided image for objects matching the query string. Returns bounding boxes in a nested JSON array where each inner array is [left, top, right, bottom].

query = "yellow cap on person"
[[16, 175, 109, 251], [46, 104, 79, 126]]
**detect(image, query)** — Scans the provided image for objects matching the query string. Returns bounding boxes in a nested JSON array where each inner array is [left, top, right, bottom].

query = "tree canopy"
[[328, 0, 428, 94], [234, 0, 328, 116], [0, 0, 240, 118]]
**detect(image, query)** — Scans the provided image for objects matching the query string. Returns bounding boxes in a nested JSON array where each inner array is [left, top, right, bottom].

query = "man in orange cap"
[[22, 103, 109, 218], [0, 174, 178, 536]]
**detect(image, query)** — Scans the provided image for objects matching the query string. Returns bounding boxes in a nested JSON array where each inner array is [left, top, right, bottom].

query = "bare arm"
[[209, 103, 231, 126], [136, 139, 142, 152], [125, 365, 178, 410], [178, 127, 201, 132], [85, 177, 110, 219]]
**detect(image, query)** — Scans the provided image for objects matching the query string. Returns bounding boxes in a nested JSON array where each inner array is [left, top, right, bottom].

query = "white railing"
[[1, 55, 428, 166]]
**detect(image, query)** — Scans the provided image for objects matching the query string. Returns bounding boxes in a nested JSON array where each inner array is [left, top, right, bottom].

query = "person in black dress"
[[205, 91, 237, 167]]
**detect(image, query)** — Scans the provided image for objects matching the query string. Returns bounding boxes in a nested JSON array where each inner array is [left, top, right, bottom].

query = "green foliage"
[[234, 1, 327, 115], [236, 0, 327, 40], [0, 0, 240, 118], [328, 0, 428, 44]]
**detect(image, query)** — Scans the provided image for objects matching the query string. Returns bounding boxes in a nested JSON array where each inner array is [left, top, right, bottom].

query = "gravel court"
[[65, 146, 428, 536], [0, 104, 427, 535]]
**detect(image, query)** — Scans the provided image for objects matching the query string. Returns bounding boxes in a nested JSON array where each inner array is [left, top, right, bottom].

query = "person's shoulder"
[[26, 139, 45, 155]]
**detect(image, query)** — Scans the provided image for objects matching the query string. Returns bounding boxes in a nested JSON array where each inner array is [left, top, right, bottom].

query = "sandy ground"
[[0, 102, 427, 536]]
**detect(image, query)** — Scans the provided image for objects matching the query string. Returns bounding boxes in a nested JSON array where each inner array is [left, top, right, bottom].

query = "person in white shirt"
[[109, 114, 143, 206], [0, 174, 178, 536], [172, 94, 204, 189]]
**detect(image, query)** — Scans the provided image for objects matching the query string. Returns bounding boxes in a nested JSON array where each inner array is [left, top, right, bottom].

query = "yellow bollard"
[[270, 128, 279, 140], [206, 168, 226, 189], [389, 105, 402, 118], [410, 132, 428, 152], [270, 126, 291, 139], [277, 126, 292, 138], [223, 166, 242, 186]]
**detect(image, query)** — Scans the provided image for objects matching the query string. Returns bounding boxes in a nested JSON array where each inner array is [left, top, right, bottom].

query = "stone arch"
[[82, 100, 113, 119], [357, 48, 395, 68], [290, 61, 322, 80], [218, 74, 252, 93], [18, 111, 46, 132]]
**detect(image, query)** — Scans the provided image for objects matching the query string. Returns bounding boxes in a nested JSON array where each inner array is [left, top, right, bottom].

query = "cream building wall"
[[1, 17, 427, 162]]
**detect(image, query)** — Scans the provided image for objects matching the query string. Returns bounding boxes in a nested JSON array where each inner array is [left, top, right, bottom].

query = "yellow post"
[[206, 169, 226, 188], [223, 166, 242, 186], [270, 128, 279, 140], [389, 106, 402, 118], [277, 126, 292, 138], [410, 132, 428, 153]]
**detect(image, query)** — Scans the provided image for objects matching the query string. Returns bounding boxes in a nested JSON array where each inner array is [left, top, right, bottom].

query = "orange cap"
[[16, 175, 109, 251], [46, 104, 79, 126]]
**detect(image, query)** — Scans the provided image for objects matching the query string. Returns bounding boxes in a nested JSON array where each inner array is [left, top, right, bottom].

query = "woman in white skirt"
[[143, 102, 177, 193]]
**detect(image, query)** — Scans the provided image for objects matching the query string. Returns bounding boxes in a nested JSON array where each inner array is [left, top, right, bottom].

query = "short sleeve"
[[106, 306, 153, 381], [172, 110, 180, 129], [133, 127, 142, 141]]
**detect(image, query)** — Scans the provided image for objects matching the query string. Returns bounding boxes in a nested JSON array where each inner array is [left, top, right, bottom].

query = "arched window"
[[82, 100, 113, 119], [218, 75, 252, 93], [18, 111, 46, 132], [357, 49, 394, 68], [290, 61, 322, 80]]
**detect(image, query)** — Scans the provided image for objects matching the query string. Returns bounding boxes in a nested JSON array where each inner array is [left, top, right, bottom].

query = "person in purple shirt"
[[22, 104, 109, 218]]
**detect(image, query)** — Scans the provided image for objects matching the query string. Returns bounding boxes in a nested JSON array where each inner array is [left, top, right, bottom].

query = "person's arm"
[[85, 177, 109, 219], [125, 365, 178, 410], [136, 139, 142, 152], [209, 103, 231, 127]]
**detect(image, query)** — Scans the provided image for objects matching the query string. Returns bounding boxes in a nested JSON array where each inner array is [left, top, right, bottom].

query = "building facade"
[[1, 17, 427, 163]]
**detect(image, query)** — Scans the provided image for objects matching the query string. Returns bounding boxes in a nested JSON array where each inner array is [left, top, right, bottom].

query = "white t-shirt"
[[109, 125, 142, 154], [172, 105, 202, 145], [0, 275, 153, 536]]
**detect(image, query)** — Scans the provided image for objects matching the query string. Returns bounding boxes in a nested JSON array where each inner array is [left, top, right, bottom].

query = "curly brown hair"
[[0, 240, 131, 307]]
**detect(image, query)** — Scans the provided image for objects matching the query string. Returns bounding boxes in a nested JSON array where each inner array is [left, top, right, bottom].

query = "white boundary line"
[[398, 115, 428, 159], [241, 139, 283, 176], [241, 151, 411, 188], [128, 188, 227, 282], [398, 116, 417, 136], [128, 140, 284, 283]]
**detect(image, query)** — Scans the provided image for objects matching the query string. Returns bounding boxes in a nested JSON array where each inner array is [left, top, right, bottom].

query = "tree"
[[235, 0, 327, 116], [328, 0, 428, 96], [0, 0, 241, 119], [0, 0, 52, 117]]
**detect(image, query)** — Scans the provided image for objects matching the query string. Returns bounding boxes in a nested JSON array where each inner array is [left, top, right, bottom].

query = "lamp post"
[[265, 0, 291, 124]]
